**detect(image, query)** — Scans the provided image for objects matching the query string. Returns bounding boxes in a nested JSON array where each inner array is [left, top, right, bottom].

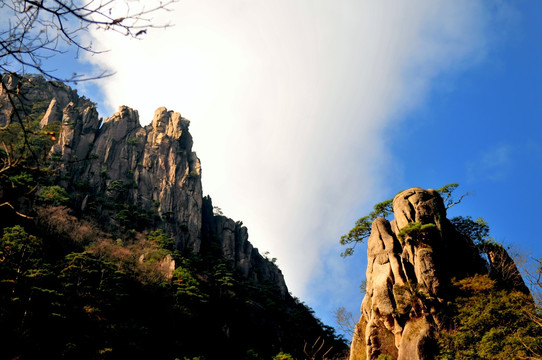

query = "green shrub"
[[397, 222, 437, 244], [273, 352, 294, 360], [436, 274, 542, 359], [147, 229, 175, 251], [127, 137, 139, 146], [377, 355, 393, 360], [38, 185, 70, 205]]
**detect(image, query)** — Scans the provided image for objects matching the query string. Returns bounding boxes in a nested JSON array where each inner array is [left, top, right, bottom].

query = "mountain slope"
[[0, 74, 347, 360]]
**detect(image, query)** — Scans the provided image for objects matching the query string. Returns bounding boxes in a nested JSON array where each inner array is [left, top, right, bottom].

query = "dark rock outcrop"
[[0, 74, 89, 126], [202, 196, 288, 297]]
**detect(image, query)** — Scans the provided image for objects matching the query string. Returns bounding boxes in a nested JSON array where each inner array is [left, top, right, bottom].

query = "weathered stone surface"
[[350, 188, 484, 360], [398, 317, 433, 360], [51, 101, 101, 163], [392, 188, 446, 231], [139, 252, 176, 280], [487, 244, 530, 294], [350, 316, 368, 360], [54, 104, 205, 252]]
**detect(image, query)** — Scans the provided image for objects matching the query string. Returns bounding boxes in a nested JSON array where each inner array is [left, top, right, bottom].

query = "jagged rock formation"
[[49, 103, 203, 252], [202, 196, 288, 296], [1, 74, 288, 296], [349, 188, 489, 360]]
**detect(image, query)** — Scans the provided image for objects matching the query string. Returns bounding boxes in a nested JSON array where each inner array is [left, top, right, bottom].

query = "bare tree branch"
[[333, 306, 357, 339], [1, 0, 176, 82], [0, 201, 34, 219]]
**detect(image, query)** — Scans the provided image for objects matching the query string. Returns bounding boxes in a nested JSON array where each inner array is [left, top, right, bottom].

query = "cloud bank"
[[84, 0, 496, 312]]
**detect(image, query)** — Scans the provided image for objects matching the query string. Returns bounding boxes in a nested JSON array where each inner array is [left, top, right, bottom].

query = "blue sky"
[[4, 0, 542, 338], [391, 1, 542, 255]]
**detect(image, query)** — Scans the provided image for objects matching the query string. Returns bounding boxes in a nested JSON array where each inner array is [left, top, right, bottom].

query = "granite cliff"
[[349, 188, 530, 360], [0, 74, 287, 295]]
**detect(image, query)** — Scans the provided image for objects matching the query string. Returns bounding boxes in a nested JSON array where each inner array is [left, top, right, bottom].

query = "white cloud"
[[83, 0, 498, 309]]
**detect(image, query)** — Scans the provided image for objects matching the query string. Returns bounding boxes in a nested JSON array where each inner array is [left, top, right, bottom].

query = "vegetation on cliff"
[[339, 183, 463, 257], [437, 274, 542, 359], [0, 216, 346, 359]]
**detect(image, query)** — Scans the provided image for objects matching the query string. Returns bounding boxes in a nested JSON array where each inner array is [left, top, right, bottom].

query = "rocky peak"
[[50, 104, 204, 252], [151, 106, 188, 138], [349, 188, 488, 360], [391, 188, 446, 231]]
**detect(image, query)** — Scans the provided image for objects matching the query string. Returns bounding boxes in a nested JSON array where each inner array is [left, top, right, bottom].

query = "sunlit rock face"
[[50, 99, 287, 292], [349, 188, 486, 360], [51, 104, 203, 253]]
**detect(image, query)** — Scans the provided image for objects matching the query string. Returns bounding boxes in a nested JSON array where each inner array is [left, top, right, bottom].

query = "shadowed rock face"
[[350, 188, 486, 360], [1, 75, 84, 126], [202, 196, 289, 297]]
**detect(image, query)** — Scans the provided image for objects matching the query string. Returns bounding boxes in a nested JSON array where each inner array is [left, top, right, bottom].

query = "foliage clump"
[[397, 222, 437, 245], [437, 274, 542, 359], [339, 198, 392, 257], [272, 352, 294, 360], [0, 218, 348, 359], [38, 185, 71, 205]]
